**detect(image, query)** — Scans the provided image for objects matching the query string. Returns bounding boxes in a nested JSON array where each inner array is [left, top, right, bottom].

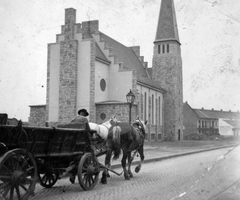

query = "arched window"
[[144, 92, 147, 121], [159, 96, 161, 125], [152, 94, 154, 124]]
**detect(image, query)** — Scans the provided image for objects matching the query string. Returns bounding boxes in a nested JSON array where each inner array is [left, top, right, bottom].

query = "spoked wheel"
[[78, 153, 100, 190], [0, 149, 37, 200], [38, 171, 59, 188]]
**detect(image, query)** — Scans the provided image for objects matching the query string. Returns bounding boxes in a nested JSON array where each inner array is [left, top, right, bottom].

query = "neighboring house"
[[29, 0, 184, 141], [219, 119, 240, 136], [183, 102, 240, 139], [183, 102, 199, 138]]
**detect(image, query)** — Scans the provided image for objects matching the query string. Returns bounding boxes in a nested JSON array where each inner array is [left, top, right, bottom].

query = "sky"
[[0, 0, 240, 121]]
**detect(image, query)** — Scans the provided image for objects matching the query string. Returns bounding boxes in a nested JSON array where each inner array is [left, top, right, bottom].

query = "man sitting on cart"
[[69, 108, 95, 184], [71, 108, 89, 126]]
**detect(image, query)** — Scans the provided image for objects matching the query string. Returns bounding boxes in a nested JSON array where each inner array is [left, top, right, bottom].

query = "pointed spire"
[[155, 0, 180, 44]]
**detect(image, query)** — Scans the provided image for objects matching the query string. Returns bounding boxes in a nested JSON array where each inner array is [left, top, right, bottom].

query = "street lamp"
[[126, 89, 135, 124]]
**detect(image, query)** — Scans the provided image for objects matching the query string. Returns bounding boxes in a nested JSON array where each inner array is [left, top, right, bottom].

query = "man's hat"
[[78, 109, 89, 116]]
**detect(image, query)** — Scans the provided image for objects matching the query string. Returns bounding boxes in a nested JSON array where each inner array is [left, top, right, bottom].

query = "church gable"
[[98, 32, 149, 77]]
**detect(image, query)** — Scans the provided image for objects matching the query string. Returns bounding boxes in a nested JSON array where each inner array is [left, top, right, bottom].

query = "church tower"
[[152, 0, 183, 140]]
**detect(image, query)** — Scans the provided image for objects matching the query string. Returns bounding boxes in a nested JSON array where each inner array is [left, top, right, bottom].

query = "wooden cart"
[[0, 118, 120, 200]]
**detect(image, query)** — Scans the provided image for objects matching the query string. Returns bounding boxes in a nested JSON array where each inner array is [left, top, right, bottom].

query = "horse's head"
[[134, 116, 148, 136], [109, 115, 118, 125]]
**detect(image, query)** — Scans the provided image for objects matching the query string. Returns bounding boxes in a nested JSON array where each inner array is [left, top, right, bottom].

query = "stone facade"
[[152, 0, 183, 141], [59, 40, 78, 123], [58, 9, 78, 123], [28, 105, 46, 126], [89, 39, 96, 122], [95, 102, 137, 124], [152, 43, 183, 140], [28, 3, 178, 142]]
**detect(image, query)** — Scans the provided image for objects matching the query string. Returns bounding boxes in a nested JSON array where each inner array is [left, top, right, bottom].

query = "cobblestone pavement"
[[30, 146, 240, 200]]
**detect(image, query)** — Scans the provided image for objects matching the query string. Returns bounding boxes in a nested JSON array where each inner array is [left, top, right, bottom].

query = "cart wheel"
[[38, 172, 59, 188], [78, 153, 100, 190], [0, 149, 37, 200]]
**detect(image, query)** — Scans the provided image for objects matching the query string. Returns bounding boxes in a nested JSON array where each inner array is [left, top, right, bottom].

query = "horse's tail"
[[111, 126, 121, 160]]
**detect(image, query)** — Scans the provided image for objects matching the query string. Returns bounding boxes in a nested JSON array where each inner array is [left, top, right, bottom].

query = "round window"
[[100, 113, 106, 120], [100, 79, 106, 91]]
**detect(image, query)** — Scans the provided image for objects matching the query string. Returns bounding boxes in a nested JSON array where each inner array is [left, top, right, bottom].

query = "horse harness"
[[131, 123, 145, 146]]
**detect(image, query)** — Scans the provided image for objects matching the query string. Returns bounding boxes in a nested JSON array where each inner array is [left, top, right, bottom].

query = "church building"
[[29, 0, 183, 141]]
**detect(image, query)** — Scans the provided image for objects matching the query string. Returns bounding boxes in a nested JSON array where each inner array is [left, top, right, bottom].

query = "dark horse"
[[101, 116, 147, 184]]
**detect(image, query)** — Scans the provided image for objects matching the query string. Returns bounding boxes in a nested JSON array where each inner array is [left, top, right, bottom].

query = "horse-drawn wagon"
[[0, 115, 120, 200]]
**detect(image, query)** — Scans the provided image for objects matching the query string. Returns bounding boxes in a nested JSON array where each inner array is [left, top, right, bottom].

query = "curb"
[[110, 144, 238, 170]]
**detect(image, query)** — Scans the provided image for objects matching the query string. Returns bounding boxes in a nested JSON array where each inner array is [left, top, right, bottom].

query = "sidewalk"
[[97, 139, 240, 169]]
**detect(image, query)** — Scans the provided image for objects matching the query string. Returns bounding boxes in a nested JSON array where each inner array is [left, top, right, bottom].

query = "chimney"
[[65, 8, 76, 25], [82, 20, 99, 34], [64, 8, 76, 40]]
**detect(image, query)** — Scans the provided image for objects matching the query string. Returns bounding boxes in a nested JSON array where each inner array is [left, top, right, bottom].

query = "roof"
[[146, 68, 153, 78], [193, 109, 240, 120], [99, 32, 149, 77], [223, 120, 240, 129], [83, 31, 110, 64], [183, 102, 199, 118], [95, 42, 110, 64], [155, 0, 180, 44], [82, 21, 165, 91], [137, 73, 165, 92], [96, 100, 127, 105], [29, 104, 46, 107]]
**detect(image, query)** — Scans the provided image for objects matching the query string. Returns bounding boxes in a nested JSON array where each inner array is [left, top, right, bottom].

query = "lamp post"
[[126, 89, 135, 124]]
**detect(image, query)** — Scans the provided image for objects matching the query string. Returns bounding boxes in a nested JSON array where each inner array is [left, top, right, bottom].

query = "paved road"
[[31, 146, 239, 200]]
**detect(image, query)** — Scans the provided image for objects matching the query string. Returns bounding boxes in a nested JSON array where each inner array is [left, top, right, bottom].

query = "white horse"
[[89, 115, 118, 141]]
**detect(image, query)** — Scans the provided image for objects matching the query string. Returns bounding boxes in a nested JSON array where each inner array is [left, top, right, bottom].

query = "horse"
[[101, 116, 148, 184], [67, 115, 118, 184], [89, 115, 118, 141]]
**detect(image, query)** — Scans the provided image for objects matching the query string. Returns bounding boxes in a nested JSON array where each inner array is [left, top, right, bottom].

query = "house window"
[[158, 45, 161, 54], [167, 44, 169, 53], [162, 45, 165, 53]]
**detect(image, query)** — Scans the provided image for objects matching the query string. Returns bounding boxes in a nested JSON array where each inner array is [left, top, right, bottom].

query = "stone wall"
[[28, 105, 46, 127], [95, 102, 137, 124], [152, 42, 183, 141], [58, 8, 78, 123]]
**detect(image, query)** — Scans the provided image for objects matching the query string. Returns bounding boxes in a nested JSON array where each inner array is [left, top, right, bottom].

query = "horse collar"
[[102, 123, 109, 129]]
